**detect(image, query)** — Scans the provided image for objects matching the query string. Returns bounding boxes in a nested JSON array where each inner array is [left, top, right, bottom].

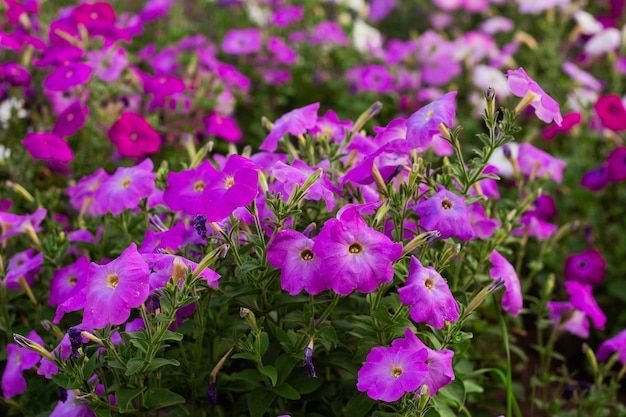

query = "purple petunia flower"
[[414, 186, 474, 241], [65, 168, 111, 216], [43, 62, 92, 92], [49, 255, 89, 306], [2, 330, 45, 398], [594, 95, 626, 132], [564, 249, 606, 286], [49, 388, 96, 417], [95, 158, 156, 215], [391, 328, 455, 396], [507, 67, 563, 125], [222, 28, 262, 54], [606, 146, 626, 182], [53, 100, 88, 137], [203, 113, 242, 143], [399, 256, 460, 329], [259, 103, 320, 152], [266, 229, 325, 295], [517, 143, 566, 183], [546, 301, 590, 338], [83, 243, 151, 329], [406, 92, 456, 150], [581, 164, 610, 191], [270, 6, 304, 27], [489, 250, 522, 316], [22, 132, 74, 162], [565, 281, 606, 330], [4, 248, 43, 289], [163, 160, 218, 215], [356, 345, 428, 402], [597, 329, 626, 364], [313, 207, 402, 295]]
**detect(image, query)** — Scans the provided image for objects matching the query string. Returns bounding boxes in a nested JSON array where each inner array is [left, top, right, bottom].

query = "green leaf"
[[258, 332, 269, 356], [273, 382, 300, 400], [161, 330, 184, 342], [83, 353, 98, 379], [116, 385, 146, 413], [144, 358, 180, 373], [51, 373, 80, 390], [438, 379, 465, 406], [247, 390, 276, 417], [259, 365, 278, 386], [342, 393, 375, 417], [125, 358, 145, 376], [275, 354, 299, 385], [143, 388, 185, 410], [93, 404, 113, 417]]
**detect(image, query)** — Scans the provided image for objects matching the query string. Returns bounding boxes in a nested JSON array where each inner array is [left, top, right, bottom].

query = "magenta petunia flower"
[[22, 132, 74, 162], [43, 62, 92, 92], [399, 256, 460, 329], [270, 6, 304, 27], [489, 250, 522, 316], [406, 92, 456, 150], [270, 159, 337, 211], [65, 168, 110, 216], [49, 388, 96, 417], [49, 255, 89, 306], [606, 146, 626, 182], [53, 100, 88, 137], [565, 281, 606, 330], [139, 221, 185, 254], [356, 345, 428, 402], [391, 328, 455, 396], [108, 112, 161, 158], [203, 113, 242, 143], [72, 2, 116, 28], [468, 203, 500, 239], [163, 160, 219, 215], [597, 329, 626, 365], [546, 301, 589, 338], [199, 154, 260, 222], [268, 37, 297, 65], [313, 207, 402, 295], [222, 28, 262, 54], [564, 249, 606, 286], [581, 164, 610, 191], [0, 207, 46, 244], [594, 95, 626, 131], [2, 330, 45, 398], [517, 143, 566, 183], [542, 112, 582, 140], [310, 109, 353, 143], [2, 62, 31, 86], [4, 248, 43, 289], [514, 211, 557, 240], [83, 243, 151, 329], [311, 21, 349, 46], [266, 229, 326, 295], [507, 67, 563, 125], [95, 159, 156, 216], [260, 103, 320, 152], [414, 186, 474, 241]]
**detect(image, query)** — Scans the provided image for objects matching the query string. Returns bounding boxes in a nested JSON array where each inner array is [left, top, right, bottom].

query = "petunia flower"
[[406, 91, 456, 150], [49, 387, 96, 417], [203, 113, 242, 143], [163, 160, 219, 215], [606, 146, 626, 182], [313, 207, 402, 295], [391, 328, 455, 396], [221, 28, 262, 54], [0, 207, 46, 245], [414, 186, 474, 241], [398, 256, 460, 329], [108, 112, 161, 158], [565, 281, 606, 330], [65, 168, 111, 216], [270, 6, 304, 27], [542, 112, 582, 140], [22, 132, 74, 162], [489, 250, 522, 316], [49, 256, 89, 306], [597, 329, 626, 365], [507, 67, 563, 125], [581, 164, 610, 191], [4, 249, 43, 289], [594, 95, 626, 131], [53, 100, 88, 137], [266, 229, 326, 295], [1, 330, 45, 398], [564, 249, 606, 286], [546, 301, 590, 338], [82, 243, 151, 329], [95, 158, 156, 215], [517, 143, 566, 183], [356, 345, 428, 402], [43, 63, 92, 92], [259, 103, 320, 152]]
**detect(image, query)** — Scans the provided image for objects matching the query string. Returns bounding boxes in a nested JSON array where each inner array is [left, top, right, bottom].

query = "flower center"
[[67, 113, 75, 122], [194, 180, 205, 192], [90, 12, 98, 19], [348, 242, 363, 254], [107, 273, 119, 289], [225, 177, 235, 189], [122, 178, 131, 189], [441, 198, 453, 210], [68, 276, 77, 286], [578, 261, 587, 269], [66, 70, 74, 78], [129, 133, 138, 141], [426, 109, 434, 120], [391, 366, 403, 378], [300, 248, 314, 261], [425, 278, 434, 290]]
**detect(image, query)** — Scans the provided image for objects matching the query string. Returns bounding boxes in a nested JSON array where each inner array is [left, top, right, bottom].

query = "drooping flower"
[[266, 229, 326, 295], [565, 281, 606, 330], [489, 250, 522, 316], [313, 207, 402, 295], [414, 186, 474, 241], [0, 207, 46, 245], [564, 249, 606, 286], [507, 67, 563, 125], [391, 328, 455, 396], [95, 158, 156, 215], [259, 103, 320, 152], [356, 345, 428, 402], [82, 243, 151, 329], [597, 329, 626, 364], [2, 330, 45, 398], [406, 92, 456, 150], [108, 112, 161, 158], [594, 95, 626, 131], [399, 256, 460, 329], [22, 132, 74, 162]]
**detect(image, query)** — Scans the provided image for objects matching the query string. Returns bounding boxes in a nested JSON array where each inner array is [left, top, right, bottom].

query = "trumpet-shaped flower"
[[2, 330, 45, 398], [356, 345, 428, 402], [565, 281, 606, 330], [517, 143, 566, 183], [108, 112, 161, 158], [414, 187, 474, 241], [83, 243, 151, 329], [489, 250, 522, 316], [22, 133, 74, 162], [406, 92, 456, 150], [597, 329, 626, 365], [508, 67, 563, 125], [259, 103, 320, 152], [399, 257, 459, 329], [313, 207, 402, 295], [95, 159, 156, 215]]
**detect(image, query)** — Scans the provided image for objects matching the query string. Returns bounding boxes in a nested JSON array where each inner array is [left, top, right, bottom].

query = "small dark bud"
[[68, 328, 83, 359], [193, 215, 208, 240], [304, 347, 317, 378], [207, 382, 217, 406], [502, 144, 512, 159], [58, 386, 68, 403]]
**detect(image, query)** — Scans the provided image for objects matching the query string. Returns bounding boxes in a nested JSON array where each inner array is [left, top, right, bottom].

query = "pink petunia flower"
[[594, 95, 626, 131], [517, 143, 566, 183], [95, 158, 156, 215], [399, 256, 460, 329], [489, 250, 522, 316], [547, 301, 590, 338], [108, 112, 161, 158], [597, 329, 626, 365], [83, 243, 151, 329], [53, 100, 88, 137], [565, 281, 606, 330], [22, 132, 74, 162], [542, 112, 582, 140], [356, 345, 428, 402], [49, 255, 89, 306], [508, 67, 563, 125], [1, 330, 45, 398], [203, 113, 242, 143], [313, 207, 402, 295], [65, 168, 111, 215], [221, 28, 262, 54], [564, 249, 606, 286], [406, 91, 456, 150], [163, 160, 219, 215], [43, 62, 92, 92], [259, 103, 320, 152], [414, 186, 474, 241]]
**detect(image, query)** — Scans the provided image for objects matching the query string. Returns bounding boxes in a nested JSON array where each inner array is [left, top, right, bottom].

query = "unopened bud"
[[172, 258, 187, 286], [302, 223, 317, 238], [13, 333, 55, 361]]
